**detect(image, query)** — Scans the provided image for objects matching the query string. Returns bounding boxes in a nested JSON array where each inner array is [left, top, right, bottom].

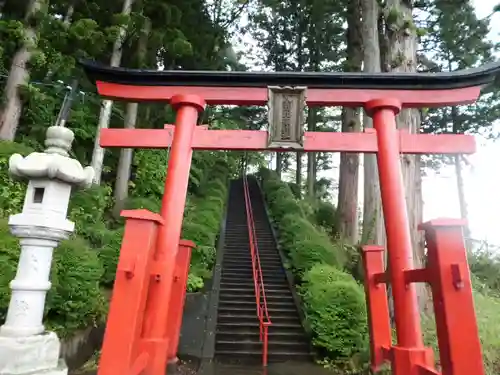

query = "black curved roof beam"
[[80, 59, 500, 90]]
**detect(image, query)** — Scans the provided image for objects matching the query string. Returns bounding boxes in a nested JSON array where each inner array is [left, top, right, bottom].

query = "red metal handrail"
[[242, 174, 272, 367]]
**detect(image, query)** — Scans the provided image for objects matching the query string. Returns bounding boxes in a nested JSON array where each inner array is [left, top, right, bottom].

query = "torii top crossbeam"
[[81, 60, 500, 154], [82, 60, 500, 107]]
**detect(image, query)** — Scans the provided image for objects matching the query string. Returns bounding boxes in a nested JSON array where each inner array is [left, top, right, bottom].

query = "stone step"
[[214, 178, 310, 365], [220, 272, 287, 283], [215, 338, 310, 353], [218, 295, 295, 306], [217, 313, 301, 325], [214, 349, 312, 363], [216, 321, 305, 334], [218, 292, 293, 303], [217, 305, 297, 315], [219, 281, 290, 291]]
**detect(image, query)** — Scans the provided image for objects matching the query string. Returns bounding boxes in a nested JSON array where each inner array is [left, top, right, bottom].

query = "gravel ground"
[[177, 359, 199, 375], [69, 359, 199, 375]]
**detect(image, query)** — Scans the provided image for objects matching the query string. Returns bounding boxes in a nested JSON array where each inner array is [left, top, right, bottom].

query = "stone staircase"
[[214, 177, 311, 363]]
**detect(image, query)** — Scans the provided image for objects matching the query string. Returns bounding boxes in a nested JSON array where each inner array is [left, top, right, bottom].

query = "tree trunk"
[[0, 0, 44, 140], [451, 105, 471, 250], [454, 155, 471, 248], [275, 153, 282, 178], [361, 0, 385, 245], [296, 153, 302, 196], [294, 5, 305, 197], [338, 108, 360, 241], [112, 18, 151, 217], [91, 0, 135, 184], [306, 109, 317, 198], [338, 0, 362, 243], [113, 102, 137, 215], [385, 0, 429, 312], [63, 0, 76, 24]]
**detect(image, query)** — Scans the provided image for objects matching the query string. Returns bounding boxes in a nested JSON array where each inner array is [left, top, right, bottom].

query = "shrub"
[[183, 221, 215, 246], [194, 202, 224, 233], [315, 201, 339, 236], [183, 201, 222, 287], [123, 196, 162, 214], [468, 248, 500, 294], [0, 219, 106, 337], [279, 214, 344, 274], [0, 141, 35, 217], [69, 184, 112, 238], [266, 187, 304, 222], [94, 227, 124, 287], [288, 182, 301, 199], [131, 149, 169, 200], [186, 273, 204, 292], [0, 219, 28, 323], [259, 169, 347, 276], [289, 237, 342, 278], [47, 236, 106, 337], [180, 163, 231, 292], [301, 264, 368, 367]]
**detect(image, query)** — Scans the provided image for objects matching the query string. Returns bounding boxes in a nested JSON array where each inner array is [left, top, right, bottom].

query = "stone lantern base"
[[0, 332, 67, 375]]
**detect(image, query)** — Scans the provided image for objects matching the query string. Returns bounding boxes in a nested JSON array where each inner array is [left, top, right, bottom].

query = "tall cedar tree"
[[337, 0, 362, 242]]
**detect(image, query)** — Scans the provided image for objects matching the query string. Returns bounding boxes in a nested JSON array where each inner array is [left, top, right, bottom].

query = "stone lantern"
[[0, 126, 94, 375]]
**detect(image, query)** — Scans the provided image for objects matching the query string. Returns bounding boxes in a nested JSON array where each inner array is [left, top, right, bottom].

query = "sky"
[[423, 1, 500, 246]]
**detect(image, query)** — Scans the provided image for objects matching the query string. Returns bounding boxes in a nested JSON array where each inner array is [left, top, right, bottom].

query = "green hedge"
[[182, 160, 231, 292], [0, 141, 35, 216], [259, 169, 346, 275], [301, 264, 368, 366], [258, 168, 368, 368], [0, 219, 106, 337]]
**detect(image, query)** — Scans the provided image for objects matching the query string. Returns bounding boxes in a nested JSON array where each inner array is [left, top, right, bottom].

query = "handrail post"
[[263, 324, 269, 367]]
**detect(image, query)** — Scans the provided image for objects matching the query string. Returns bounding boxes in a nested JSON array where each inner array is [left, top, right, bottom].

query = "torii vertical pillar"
[[365, 99, 433, 373], [140, 94, 205, 375]]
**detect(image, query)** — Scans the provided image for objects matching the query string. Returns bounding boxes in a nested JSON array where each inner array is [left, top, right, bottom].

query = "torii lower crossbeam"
[[100, 126, 476, 154]]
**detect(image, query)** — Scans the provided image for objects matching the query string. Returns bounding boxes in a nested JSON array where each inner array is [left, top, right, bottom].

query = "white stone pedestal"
[[0, 332, 67, 375]]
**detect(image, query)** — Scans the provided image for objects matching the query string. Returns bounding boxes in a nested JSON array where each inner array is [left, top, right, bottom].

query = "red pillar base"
[[166, 240, 195, 368], [139, 338, 170, 375], [391, 347, 437, 375], [361, 245, 392, 372], [166, 356, 179, 374], [419, 219, 485, 375]]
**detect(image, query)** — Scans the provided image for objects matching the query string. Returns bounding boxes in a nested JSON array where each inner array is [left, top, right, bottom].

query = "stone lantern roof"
[[8, 126, 94, 188]]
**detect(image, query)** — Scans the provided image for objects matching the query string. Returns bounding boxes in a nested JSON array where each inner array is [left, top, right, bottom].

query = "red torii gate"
[[81, 60, 500, 375]]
